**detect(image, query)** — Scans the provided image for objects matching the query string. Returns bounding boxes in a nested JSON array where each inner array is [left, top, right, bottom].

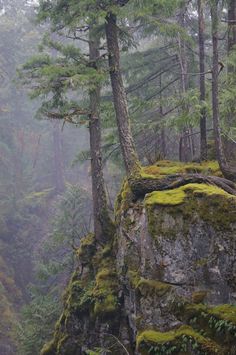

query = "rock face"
[[41, 162, 236, 355]]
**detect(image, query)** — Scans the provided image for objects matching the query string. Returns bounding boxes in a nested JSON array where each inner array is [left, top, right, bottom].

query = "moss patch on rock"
[[137, 325, 223, 354], [136, 278, 171, 297], [93, 267, 119, 316], [76, 233, 97, 264], [41, 230, 120, 354], [145, 183, 236, 207], [141, 160, 221, 179], [145, 182, 236, 239]]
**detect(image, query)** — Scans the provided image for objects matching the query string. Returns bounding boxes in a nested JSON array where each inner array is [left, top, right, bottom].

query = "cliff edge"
[[41, 161, 236, 355]]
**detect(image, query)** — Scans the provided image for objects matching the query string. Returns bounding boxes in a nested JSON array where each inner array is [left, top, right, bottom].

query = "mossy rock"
[[144, 183, 236, 237], [93, 267, 119, 317], [145, 183, 236, 207], [77, 233, 97, 264], [137, 325, 223, 354], [141, 160, 221, 179], [136, 278, 171, 297], [115, 179, 133, 220]]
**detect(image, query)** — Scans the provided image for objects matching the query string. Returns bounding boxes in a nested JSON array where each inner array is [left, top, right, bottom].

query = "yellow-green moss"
[[136, 278, 171, 297], [209, 304, 236, 324], [145, 189, 186, 206], [65, 279, 95, 314], [145, 183, 236, 237], [137, 325, 222, 354], [180, 302, 236, 332], [93, 268, 119, 316], [115, 179, 133, 220], [141, 160, 221, 179], [145, 183, 236, 207], [77, 233, 96, 263]]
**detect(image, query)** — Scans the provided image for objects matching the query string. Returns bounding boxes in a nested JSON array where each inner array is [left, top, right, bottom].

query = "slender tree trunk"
[[228, 0, 236, 54], [177, 10, 193, 162], [210, 1, 233, 179], [105, 12, 139, 175], [89, 29, 112, 243], [198, 0, 207, 161], [159, 74, 167, 159], [225, 0, 236, 160], [52, 121, 65, 193]]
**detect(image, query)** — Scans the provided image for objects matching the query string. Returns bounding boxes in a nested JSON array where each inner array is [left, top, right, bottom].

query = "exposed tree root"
[[129, 173, 236, 199], [220, 163, 236, 184]]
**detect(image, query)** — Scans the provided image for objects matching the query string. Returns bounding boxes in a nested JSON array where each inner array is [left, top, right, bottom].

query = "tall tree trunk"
[[52, 121, 65, 193], [89, 29, 112, 243], [225, 0, 236, 160], [105, 12, 139, 175], [177, 7, 193, 162], [159, 75, 167, 159], [210, 1, 236, 180], [198, 0, 207, 161], [228, 0, 236, 54]]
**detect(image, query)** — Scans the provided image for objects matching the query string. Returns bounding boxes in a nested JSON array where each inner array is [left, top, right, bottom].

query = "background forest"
[[0, 0, 236, 354]]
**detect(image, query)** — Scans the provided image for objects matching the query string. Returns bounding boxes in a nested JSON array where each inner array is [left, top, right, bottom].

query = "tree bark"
[[105, 12, 139, 175], [177, 9, 193, 162], [129, 173, 236, 200], [198, 0, 207, 161], [228, 0, 236, 54], [210, 1, 236, 181], [89, 29, 113, 243], [159, 74, 167, 159], [211, 3, 228, 168]]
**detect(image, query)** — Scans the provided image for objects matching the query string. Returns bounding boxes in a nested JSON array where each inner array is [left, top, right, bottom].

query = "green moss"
[[93, 267, 119, 317], [65, 279, 95, 314], [137, 325, 222, 354], [115, 179, 133, 221], [145, 183, 236, 239], [77, 233, 96, 264], [177, 302, 236, 343], [136, 278, 171, 297], [145, 183, 235, 207], [145, 189, 186, 206], [141, 160, 221, 179], [209, 305, 236, 324], [40, 212, 119, 353]]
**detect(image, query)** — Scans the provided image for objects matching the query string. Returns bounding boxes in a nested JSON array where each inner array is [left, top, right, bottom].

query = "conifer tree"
[[105, 7, 140, 175], [20, 25, 113, 242], [198, 0, 207, 160], [210, 0, 236, 181]]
